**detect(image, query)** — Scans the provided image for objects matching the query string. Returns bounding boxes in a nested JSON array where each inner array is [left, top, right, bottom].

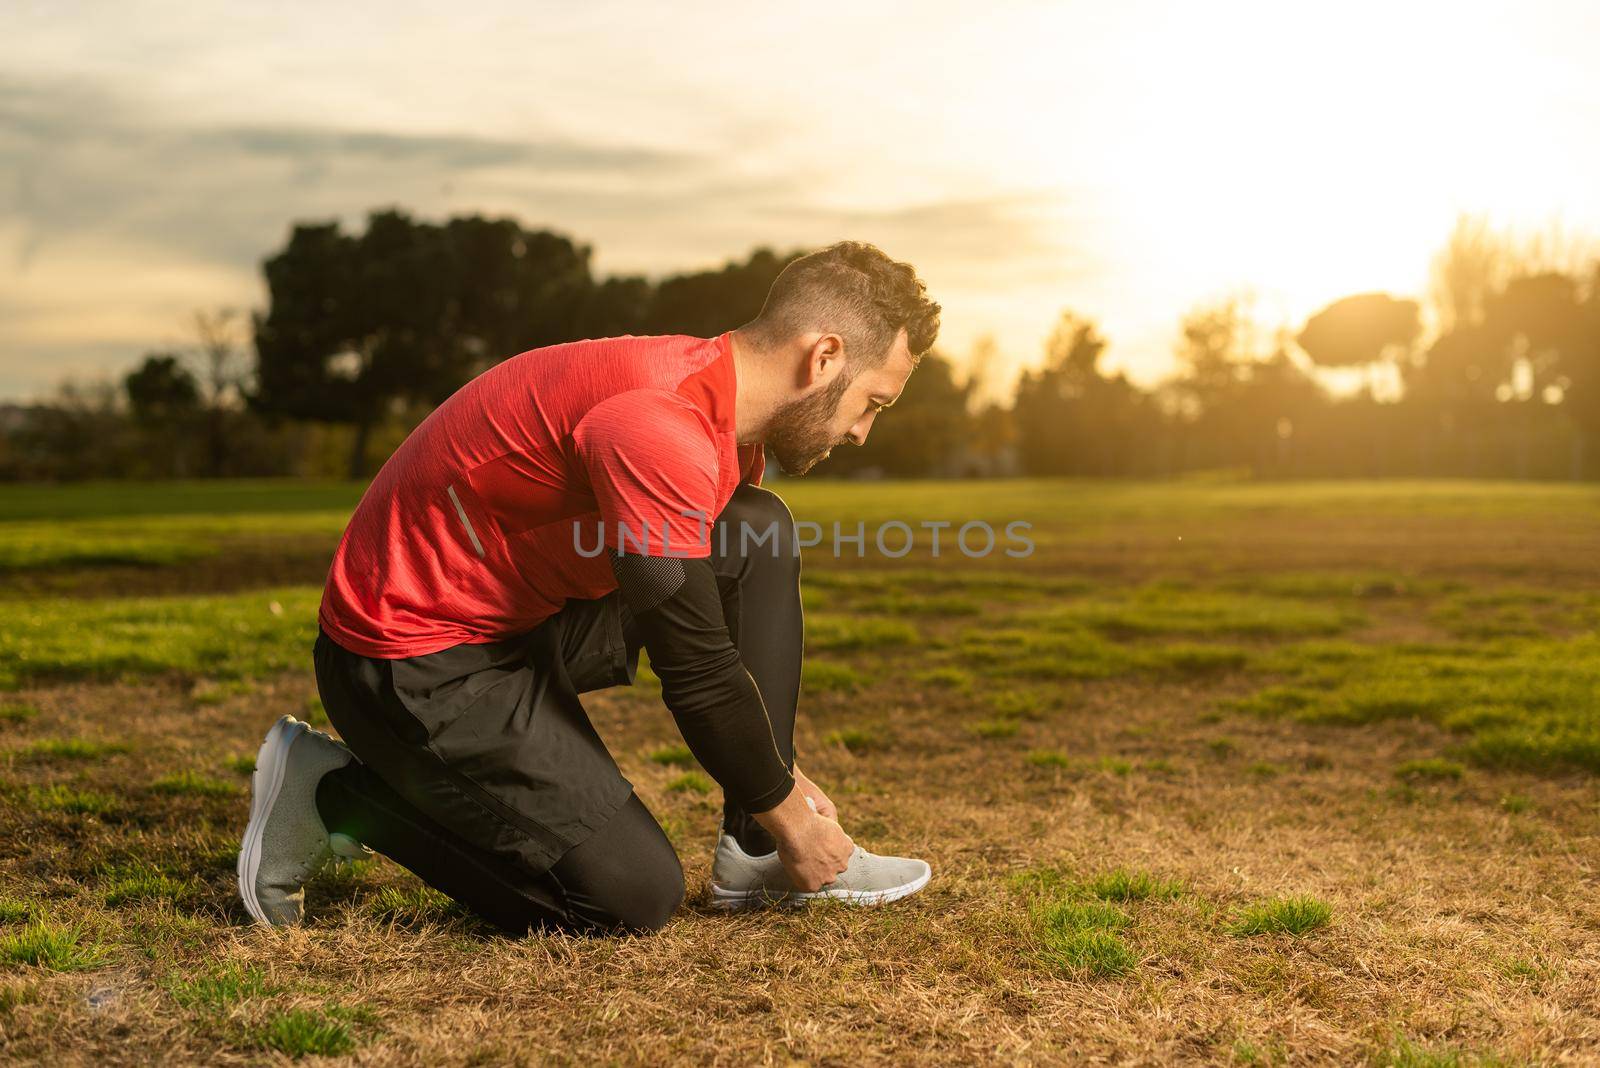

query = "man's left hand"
[[792, 765, 838, 820]]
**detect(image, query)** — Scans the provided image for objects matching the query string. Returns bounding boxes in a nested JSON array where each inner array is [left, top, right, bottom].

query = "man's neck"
[[730, 327, 786, 444]]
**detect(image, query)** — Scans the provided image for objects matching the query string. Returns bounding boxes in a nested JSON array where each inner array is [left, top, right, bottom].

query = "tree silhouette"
[[643, 248, 804, 337], [125, 354, 200, 425], [1429, 214, 1508, 335], [124, 354, 202, 478], [1483, 271, 1594, 476], [1297, 293, 1421, 397], [1015, 312, 1157, 476], [252, 210, 594, 478]]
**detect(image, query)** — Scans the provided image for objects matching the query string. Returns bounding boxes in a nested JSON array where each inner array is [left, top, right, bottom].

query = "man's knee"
[[600, 853, 685, 934], [618, 867, 686, 934], [715, 485, 799, 568]]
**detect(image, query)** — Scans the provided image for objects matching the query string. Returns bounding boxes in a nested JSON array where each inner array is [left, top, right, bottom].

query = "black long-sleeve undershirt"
[[610, 552, 794, 814]]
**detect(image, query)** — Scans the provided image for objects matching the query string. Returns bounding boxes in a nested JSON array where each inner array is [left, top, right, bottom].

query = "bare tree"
[[190, 307, 244, 476], [1429, 214, 1509, 336]]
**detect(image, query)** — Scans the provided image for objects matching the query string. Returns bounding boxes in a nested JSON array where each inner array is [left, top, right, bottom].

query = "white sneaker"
[[237, 715, 370, 926], [709, 834, 931, 910]]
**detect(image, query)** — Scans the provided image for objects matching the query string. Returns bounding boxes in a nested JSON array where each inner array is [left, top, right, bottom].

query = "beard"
[[765, 371, 853, 476]]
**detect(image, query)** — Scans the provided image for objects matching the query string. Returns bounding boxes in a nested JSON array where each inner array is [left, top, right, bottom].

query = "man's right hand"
[[753, 782, 854, 891]]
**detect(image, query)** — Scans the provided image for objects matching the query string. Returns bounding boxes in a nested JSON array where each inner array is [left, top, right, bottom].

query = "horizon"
[[5, 0, 1599, 401]]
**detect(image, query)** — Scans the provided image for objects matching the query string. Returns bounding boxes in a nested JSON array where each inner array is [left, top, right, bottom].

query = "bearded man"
[[236, 241, 941, 934]]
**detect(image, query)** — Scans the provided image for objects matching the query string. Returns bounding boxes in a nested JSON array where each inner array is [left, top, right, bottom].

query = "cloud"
[[0, 75, 699, 273], [0, 75, 742, 396], [0, 75, 1091, 397]]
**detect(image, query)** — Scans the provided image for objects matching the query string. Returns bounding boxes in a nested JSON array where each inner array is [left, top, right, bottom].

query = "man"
[[236, 241, 941, 934]]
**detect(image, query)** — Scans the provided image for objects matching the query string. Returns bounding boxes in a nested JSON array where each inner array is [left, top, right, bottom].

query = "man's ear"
[[801, 333, 847, 389]]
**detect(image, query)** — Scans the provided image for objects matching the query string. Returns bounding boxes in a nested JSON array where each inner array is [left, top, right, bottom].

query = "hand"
[[752, 782, 854, 892], [792, 765, 838, 820]]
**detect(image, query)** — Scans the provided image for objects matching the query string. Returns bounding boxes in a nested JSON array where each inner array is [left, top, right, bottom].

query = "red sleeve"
[[572, 389, 718, 558]]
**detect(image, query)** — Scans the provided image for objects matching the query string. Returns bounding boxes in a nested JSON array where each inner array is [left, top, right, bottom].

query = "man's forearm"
[[611, 552, 795, 813]]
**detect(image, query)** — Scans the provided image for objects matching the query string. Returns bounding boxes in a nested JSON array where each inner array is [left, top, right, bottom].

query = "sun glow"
[[956, 0, 1599, 379]]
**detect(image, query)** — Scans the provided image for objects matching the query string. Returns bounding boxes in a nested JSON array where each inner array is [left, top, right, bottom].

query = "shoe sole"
[[708, 864, 931, 911], [237, 715, 304, 925]]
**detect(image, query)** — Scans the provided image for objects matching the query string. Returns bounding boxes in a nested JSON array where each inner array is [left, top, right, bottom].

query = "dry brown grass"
[[3, 480, 1599, 1065]]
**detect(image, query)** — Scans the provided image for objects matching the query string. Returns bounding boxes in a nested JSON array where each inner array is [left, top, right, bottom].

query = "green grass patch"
[[0, 921, 105, 970], [859, 592, 982, 616], [967, 718, 1020, 739], [0, 587, 322, 689], [1026, 749, 1072, 768], [801, 661, 863, 693], [1496, 953, 1558, 985], [1087, 868, 1184, 902], [987, 689, 1048, 719], [189, 678, 256, 706], [100, 862, 194, 906], [806, 615, 919, 651], [1032, 899, 1136, 978], [224, 754, 256, 775], [0, 702, 39, 724], [25, 784, 117, 816], [1374, 1032, 1512, 1067], [1232, 571, 1425, 600], [242, 1007, 361, 1058], [1246, 761, 1282, 778], [1142, 642, 1251, 675], [1227, 685, 1319, 717], [1499, 793, 1533, 813], [1096, 756, 1134, 776], [0, 523, 217, 572], [1234, 634, 1600, 774], [957, 627, 1131, 680], [1394, 758, 1465, 782], [168, 961, 275, 1013], [1024, 588, 1359, 641], [0, 897, 34, 923], [647, 744, 694, 767], [666, 771, 713, 795], [150, 770, 242, 797], [1227, 895, 1332, 936], [914, 666, 973, 690], [823, 727, 882, 753], [15, 737, 129, 762]]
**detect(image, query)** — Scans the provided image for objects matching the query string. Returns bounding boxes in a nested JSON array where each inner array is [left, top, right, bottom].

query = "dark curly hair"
[[746, 241, 941, 367]]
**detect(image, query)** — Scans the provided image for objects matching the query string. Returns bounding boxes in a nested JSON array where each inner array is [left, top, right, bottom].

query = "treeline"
[[3, 213, 1597, 481]]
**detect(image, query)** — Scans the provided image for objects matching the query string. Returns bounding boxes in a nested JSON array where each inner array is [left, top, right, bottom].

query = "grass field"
[[2, 478, 1598, 1065]]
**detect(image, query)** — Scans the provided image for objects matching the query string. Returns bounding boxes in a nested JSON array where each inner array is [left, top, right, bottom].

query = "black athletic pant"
[[314, 485, 802, 935]]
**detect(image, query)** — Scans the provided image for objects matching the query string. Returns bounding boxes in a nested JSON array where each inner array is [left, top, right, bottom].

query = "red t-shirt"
[[319, 332, 764, 658]]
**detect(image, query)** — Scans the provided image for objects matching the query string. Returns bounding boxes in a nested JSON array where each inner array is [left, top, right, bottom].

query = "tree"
[[191, 308, 245, 475], [442, 216, 593, 372], [1167, 299, 1326, 475], [125, 354, 200, 425], [1296, 293, 1421, 396], [1429, 214, 1509, 335], [1014, 312, 1158, 476], [643, 248, 803, 337], [252, 210, 597, 478], [1484, 271, 1595, 477], [1565, 270, 1600, 477], [124, 354, 202, 477]]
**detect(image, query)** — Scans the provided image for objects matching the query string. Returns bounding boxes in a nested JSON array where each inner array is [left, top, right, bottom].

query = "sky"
[[4, 0, 1599, 401]]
